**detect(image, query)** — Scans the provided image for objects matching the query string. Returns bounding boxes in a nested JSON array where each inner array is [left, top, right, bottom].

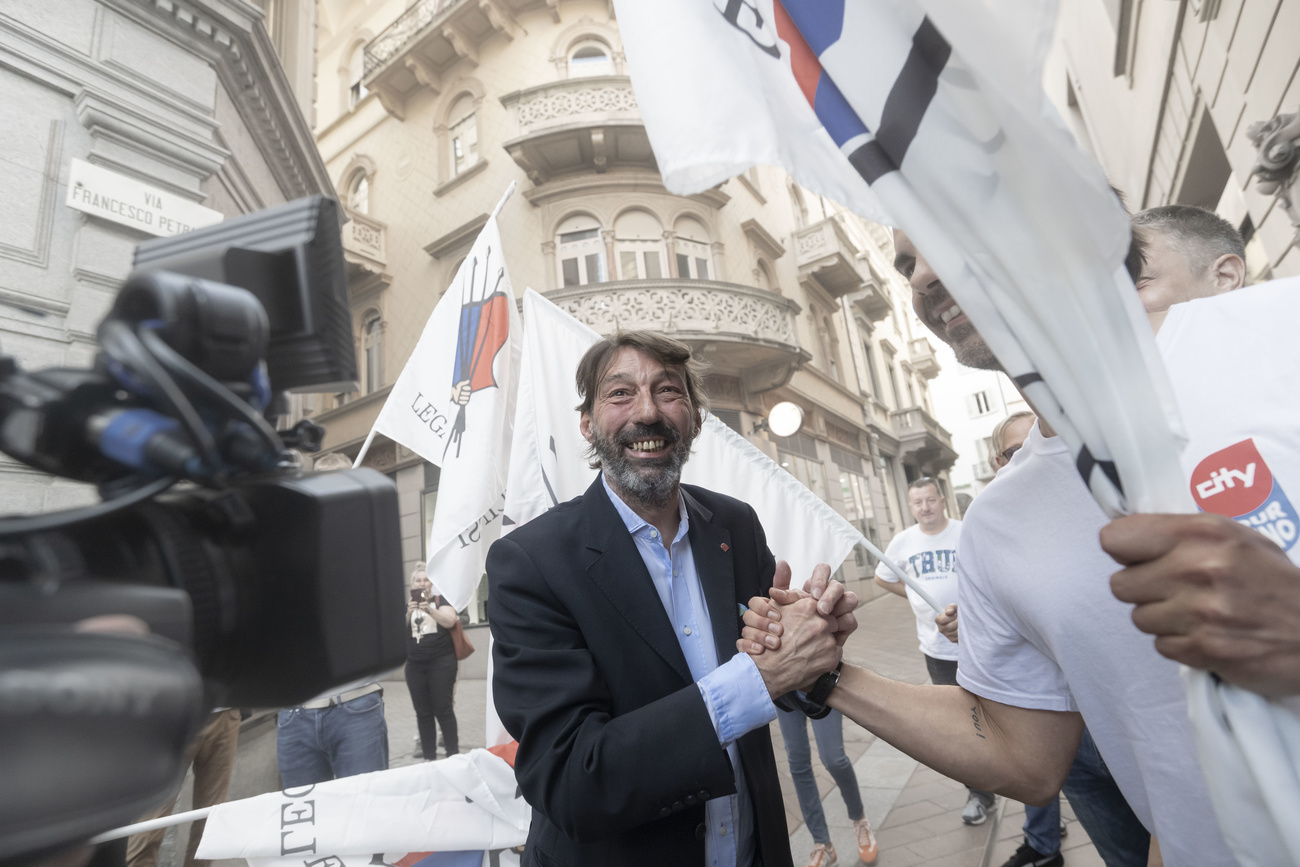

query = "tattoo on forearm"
[[970, 705, 986, 739]]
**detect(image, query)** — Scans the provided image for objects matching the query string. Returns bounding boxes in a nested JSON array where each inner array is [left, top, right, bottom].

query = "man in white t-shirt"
[[741, 207, 1249, 866], [875, 478, 996, 825]]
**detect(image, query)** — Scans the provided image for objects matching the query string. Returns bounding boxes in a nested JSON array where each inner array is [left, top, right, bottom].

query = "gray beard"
[[593, 425, 693, 510]]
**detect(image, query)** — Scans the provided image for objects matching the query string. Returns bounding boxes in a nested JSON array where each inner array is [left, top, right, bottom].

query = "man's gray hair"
[[1133, 205, 1245, 276]]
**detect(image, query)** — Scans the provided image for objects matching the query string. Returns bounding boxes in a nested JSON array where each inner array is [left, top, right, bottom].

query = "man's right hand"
[[935, 604, 959, 643], [749, 596, 841, 699]]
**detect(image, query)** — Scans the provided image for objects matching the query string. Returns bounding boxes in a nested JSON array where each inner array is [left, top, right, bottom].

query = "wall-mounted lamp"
[[751, 401, 804, 438]]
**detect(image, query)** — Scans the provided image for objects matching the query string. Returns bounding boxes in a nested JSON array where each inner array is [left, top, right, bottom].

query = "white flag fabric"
[[196, 750, 529, 866], [368, 200, 521, 611], [613, 1, 1297, 862]]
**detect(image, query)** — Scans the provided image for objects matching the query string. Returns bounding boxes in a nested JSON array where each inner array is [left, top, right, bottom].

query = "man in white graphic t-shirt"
[[875, 477, 996, 826]]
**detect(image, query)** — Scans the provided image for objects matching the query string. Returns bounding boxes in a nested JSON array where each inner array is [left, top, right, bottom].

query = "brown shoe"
[[806, 842, 837, 867], [854, 817, 878, 864]]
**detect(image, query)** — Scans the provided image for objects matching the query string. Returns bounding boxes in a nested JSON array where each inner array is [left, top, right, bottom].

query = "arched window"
[[447, 94, 479, 177], [347, 45, 368, 109], [346, 170, 370, 214], [569, 41, 613, 77], [556, 214, 606, 287], [756, 259, 777, 293], [673, 216, 713, 280], [362, 311, 383, 393], [614, 210, 666, 280]]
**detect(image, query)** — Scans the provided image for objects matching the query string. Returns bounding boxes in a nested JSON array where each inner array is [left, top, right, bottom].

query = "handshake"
[[737, 562, 859, 701]]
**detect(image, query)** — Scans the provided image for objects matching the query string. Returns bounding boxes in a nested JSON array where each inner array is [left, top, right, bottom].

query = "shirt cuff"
[[697, 653, 778, 747]]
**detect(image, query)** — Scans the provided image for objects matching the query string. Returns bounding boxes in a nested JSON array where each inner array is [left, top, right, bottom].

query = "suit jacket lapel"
[[581, 476, 693, 684], [683, 488, 739, 666]]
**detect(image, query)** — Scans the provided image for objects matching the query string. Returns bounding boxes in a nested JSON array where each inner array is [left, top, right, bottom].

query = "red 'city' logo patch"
[[1190, 439, 1273, 517]]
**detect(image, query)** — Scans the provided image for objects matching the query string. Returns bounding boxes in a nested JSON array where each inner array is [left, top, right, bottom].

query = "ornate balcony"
[[794, 217, 870, 299], [499, 76, 653, 184], [973, 458, 997, 482], [342, 208, 391, 298], [548, 279, 810, 394], [889, 406, 958, 473], [908, 337, 941, 379], [362, 0, 525, 118]]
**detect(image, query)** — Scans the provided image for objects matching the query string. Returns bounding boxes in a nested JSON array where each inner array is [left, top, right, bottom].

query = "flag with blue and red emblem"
[[367, 184, 521, 612], [615, 1, 1300, 862]]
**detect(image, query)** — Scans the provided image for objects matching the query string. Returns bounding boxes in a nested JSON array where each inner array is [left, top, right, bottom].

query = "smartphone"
[[411, 588, 424, 603]]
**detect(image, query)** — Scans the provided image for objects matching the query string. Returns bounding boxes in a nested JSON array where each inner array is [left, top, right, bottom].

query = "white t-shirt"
[[875, 520, 962, 661], [955, 425, 1233, 865], [954, 278, 1300, 866], [1158, 278, 1300, 562]]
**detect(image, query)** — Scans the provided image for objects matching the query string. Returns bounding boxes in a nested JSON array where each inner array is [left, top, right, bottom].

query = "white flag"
[[614, 1, 1298, 861], [367, 194, 521, 611], [196, 750, 529, 866]]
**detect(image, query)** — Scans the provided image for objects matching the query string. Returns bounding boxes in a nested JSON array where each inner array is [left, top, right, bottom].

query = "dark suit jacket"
[[487, 477, 792, 867]]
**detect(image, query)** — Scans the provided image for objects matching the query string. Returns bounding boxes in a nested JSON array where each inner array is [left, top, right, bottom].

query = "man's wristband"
[[806, 661, 843, 706]]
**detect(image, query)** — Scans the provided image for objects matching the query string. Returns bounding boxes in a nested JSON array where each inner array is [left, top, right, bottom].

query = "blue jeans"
[[777, 707, 864, 844], [1024, 727, 1149, 867], [276, 690, 389, 787]]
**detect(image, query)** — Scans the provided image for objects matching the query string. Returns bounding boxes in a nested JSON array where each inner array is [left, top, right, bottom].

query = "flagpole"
[[89, 807, 213, 844], [856, 535, 942, 612], [352, 428, 378, 468], [489, 181, 516, 220]]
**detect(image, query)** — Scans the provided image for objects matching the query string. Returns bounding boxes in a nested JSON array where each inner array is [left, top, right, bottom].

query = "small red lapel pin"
[[720, 543, 730, 552]]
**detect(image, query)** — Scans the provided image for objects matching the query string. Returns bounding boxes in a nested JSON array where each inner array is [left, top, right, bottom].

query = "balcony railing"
[[908, 337, 941, 379], [342, 209, 387, 266], [548, 279, 809, 389], [891, 406, 954, 448], [364, 0, 461, 76], [793, 217, 868, 298], [499, 76, 650, 183]]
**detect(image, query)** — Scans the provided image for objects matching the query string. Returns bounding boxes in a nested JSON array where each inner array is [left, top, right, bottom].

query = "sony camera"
[[0, 197, 406, 865]]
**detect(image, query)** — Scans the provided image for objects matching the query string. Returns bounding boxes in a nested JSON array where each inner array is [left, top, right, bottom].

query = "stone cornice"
[[107, 0, 335, 201]]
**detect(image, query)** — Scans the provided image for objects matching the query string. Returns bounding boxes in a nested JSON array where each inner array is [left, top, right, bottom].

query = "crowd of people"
[[486, 200, 1299, 867]]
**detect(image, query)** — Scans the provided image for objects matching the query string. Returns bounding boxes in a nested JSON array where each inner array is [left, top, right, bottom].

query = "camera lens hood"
[[0, 629, 205, 863]]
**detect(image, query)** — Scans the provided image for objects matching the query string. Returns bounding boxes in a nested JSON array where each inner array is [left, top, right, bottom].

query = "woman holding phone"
[[406, 563, 461, 759]]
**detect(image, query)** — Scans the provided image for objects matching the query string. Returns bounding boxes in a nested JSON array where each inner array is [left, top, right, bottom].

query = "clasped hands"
[[736, 562, 859, 699]]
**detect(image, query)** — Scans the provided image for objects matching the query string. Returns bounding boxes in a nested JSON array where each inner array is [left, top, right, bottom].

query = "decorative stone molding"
[[112, 0, 333, 200], [550, 279, 800, 345], [513, 81, 638, 132], [1248, 105, 1300, 246]]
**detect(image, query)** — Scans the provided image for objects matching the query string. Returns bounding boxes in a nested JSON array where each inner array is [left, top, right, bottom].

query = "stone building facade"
[[1047, 0, 1300, 278], [0, 0, 333, 512], [309, 0, 955, 615]]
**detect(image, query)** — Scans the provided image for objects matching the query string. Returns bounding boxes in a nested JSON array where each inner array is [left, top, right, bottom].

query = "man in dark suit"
[[488, 331, 855, 867]]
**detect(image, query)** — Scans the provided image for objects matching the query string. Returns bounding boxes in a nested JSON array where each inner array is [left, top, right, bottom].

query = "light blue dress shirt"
[[602, 476, 777, 867]]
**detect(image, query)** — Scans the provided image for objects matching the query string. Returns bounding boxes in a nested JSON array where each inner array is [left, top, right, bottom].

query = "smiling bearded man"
[[486, 330, 858, 867]]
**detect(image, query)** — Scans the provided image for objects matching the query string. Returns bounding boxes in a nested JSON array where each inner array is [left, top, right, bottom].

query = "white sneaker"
[[962, 792, 995, 825]]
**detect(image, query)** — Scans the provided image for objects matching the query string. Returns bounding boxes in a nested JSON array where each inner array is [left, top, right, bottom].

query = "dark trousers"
[[924, 654, 995, 803], [406, 652, 458, 757]]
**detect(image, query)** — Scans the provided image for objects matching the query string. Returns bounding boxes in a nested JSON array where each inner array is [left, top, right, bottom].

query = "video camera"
[[0, 197, 406, 864]]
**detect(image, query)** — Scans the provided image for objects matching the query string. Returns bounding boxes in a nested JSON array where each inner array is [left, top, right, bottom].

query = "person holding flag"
[[741, 214, 1266, 865]]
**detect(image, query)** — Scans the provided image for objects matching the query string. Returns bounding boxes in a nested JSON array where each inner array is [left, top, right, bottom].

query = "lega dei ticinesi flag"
[[363, 185, 521, 612]]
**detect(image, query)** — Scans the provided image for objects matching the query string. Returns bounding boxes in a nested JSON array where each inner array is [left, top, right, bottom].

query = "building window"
[[448, 95, 479, 178], [569, 41, 614, 77], [789, 186, 808, 229], [556, 214, 606, 287], [904, 370, 917, 407], [347, 45, 368, 109], [673, 216, 713, 280], [862, 339, 882, 399], [968, 390, 992, 416], [614, 210, 667, 280], [346, 170, 370, 215], [779, 451, 827, 500], [884, 351, 901, 409], [362, 311, 383, 393], [755, 259, 777, 293], [815, 311, 840, 383]]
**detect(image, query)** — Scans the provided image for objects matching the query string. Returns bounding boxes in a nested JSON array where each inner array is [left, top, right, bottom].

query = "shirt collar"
[[601, 473, 690, 543]]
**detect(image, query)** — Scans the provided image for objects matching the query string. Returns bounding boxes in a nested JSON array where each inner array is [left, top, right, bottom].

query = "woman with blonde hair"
[[406, 563, 461, 759]]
